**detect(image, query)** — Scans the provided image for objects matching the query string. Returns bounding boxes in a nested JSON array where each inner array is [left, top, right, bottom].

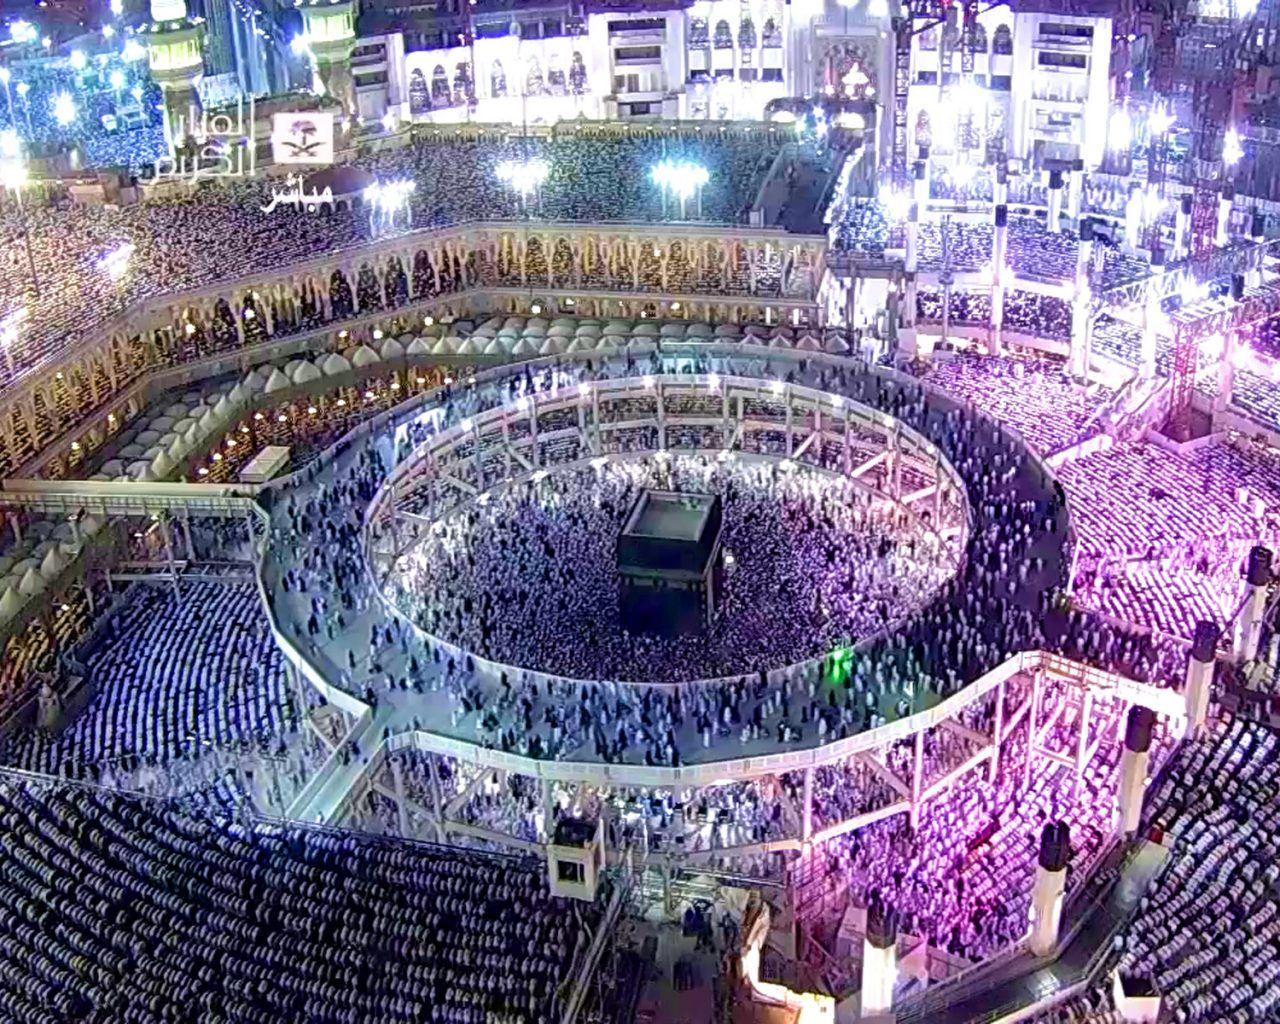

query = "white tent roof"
[[321, 353, 353, 376], [18, 566, 45, 597]]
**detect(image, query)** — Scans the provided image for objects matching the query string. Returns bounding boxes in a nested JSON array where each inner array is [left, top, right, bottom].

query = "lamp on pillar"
[[1028, 822, 1069, 956], [1184, 620, 1219, 738], [297, 0, 357, 121], [1232, 545, 1273, 663], [141, 0, 205, 154], [860, 895, 898, 1019], [1117, 706, 1154, 836]]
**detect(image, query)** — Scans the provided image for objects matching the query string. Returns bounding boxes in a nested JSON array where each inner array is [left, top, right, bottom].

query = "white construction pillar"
[[898, 273, 918, 360], [1249, 212, 1268, 288], [1117, 706, 1155, 836], [1174, 194, 1192, 261], [994, 161, 1009, 207], [801, 766, 814, 843], [1028, 822, 1069, 957], [1069, 218, 1094, 379], [905, 205, 919, 277], [1067, 163, 1085, 222], [913, 156, 929, 211], [990, 204, 1008, 354], [390, 756, 410, 836], [1024, 668, 1044, 792], [1124, 185, 1143, 253], [1216, 325, 1238, 416], [1047, 169, 1064, 234], [1072, 689, 1093, 796], [1184, 620, 1219, 739], [908, 727, 924, 828], [988, 676, 1006, 783], [542, 778, 556, 841], [1140, 247, 1164, 380], [1216, 187, 1234, 248], [1232, 546, 1273, 663], [861, 896, 899, 1018]]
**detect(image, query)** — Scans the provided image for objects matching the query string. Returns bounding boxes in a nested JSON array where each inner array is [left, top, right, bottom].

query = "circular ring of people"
[[262, 345, 1072, 773]]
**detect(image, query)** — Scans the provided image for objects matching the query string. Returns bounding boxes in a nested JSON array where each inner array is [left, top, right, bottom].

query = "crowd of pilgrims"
[[353, 677, 1171, 973], [0, 581, 329, 815], [1034, 713, 1280, 1024], [801, 686, 1176, 965], [0, 131, 775, 384], [0, 56, 167, 170], [911, 352, 1109, 454], [906, 350, 1280, 643], [0, 773, 600, 1024], [254, 352, 1206, 770], [388, 454, 954, 684], [831, 203, 1149, 287], [1, 349, 1274, 1017]]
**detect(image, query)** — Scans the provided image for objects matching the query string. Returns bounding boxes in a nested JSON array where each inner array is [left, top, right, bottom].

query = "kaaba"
[[617, 490, 724, 637]]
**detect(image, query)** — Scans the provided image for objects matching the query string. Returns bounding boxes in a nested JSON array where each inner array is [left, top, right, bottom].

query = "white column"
[[1140, 249, 1164, 380], [1047, 169, 1064, 234], [861, 898, 898, 1017], [1069, 220, 1094, 379], [1072, 689, 1093, 796], [1184, 620, 1218, 739], [1249, 212, 1268, 288], [1117, 706, 1154, 836], [1029, 822, 1069, 957], [390, 756, 410, 836], [913, 157, 929, 211], [801, 767, 813, 843], [988, 677, 1006, 783], [1215, 327, 1238, 417], [990, 204, 1008, 355], [909, 727, 924, 829], [1067, 165, 1084, 222], [1216, 188, 1234, 248], [1174, 194, 1192, 261], [1232, 546, 1273, 663]]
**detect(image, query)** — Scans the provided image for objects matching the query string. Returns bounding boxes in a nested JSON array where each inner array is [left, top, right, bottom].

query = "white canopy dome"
[[39, 546, 65, 580], [151, 451, 175, 478], [321, 353, 352, 376], [351, 345, 381, 369], [265, 368, 292, 394], [0, 588, 23, 622], [18, 567, 45, 597]]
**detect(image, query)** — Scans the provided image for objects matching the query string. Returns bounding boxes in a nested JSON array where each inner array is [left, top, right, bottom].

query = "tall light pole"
[[0, 132, 39, 297], [496, 158, 548, 217], [0, 68, 12, 126], [649, 159, 710, 221]]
